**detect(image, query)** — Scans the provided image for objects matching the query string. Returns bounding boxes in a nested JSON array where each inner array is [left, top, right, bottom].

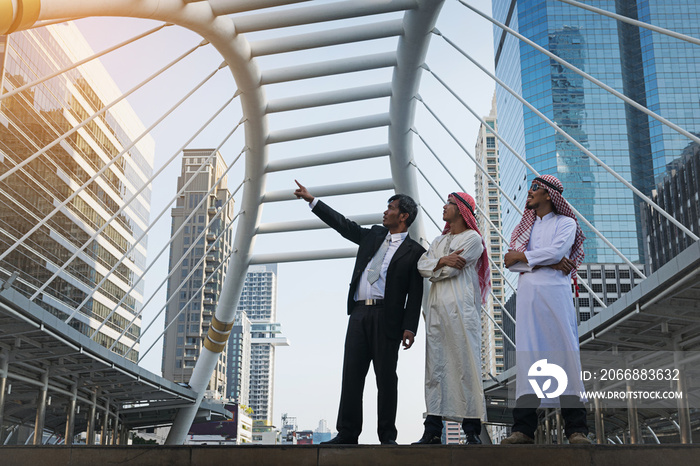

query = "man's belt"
[[355, 299, 384, 306]]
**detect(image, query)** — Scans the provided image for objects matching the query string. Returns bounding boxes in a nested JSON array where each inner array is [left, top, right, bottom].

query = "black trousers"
[[512, 394, 588, 439], [336, 303, 401, 442], [424, 415, 481, 436]]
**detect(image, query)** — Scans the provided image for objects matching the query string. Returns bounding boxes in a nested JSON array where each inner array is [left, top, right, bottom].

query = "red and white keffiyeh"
[[509, 174, 585, 280], [443, 192, 492, 305]]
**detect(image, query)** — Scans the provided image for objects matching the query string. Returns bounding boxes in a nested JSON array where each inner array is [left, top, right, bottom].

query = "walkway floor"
[[3, 444, 698, 466]]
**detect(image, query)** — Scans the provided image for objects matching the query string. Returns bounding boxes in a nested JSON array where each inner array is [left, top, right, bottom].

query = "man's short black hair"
[[388, 194, 418, 227]]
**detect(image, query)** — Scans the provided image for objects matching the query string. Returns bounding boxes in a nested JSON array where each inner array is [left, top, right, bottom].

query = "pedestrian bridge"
[[0, 0, 698, 446]]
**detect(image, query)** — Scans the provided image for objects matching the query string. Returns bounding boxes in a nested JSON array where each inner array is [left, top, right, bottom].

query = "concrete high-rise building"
[[234, 264, 289, 424], [162, 149, 234, 393], [474, 93, 505, 377], [226, 310, 251, 405], [642, 139, 700, 272], [0, 23, 154, 361], [492, 0, 700, 266]]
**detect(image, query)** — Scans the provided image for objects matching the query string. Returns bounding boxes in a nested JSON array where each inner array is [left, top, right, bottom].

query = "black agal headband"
[[450, 192, 474, 216], [533, 177, 563, 193]]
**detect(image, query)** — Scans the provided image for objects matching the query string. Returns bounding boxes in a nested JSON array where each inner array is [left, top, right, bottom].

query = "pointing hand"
[[294, 180, 314, 203]]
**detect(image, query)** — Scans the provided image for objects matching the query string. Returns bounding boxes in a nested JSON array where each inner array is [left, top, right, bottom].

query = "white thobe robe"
[[512, 212, 585, 403], [418, 230, 486, 421]]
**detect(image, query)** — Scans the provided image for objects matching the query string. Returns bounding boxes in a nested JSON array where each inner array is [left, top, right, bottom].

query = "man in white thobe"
[[412, 192, 491, 445], [502, 175, 590, 445]]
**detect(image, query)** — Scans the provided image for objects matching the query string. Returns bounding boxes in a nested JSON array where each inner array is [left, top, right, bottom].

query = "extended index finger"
[[294, 179, 304, 189]]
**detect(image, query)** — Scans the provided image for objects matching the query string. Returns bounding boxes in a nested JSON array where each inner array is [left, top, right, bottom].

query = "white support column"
[[33, 369, 49, 445], [593, 381, 605, 445], [64, 382, 77, 446], [626, 380, 641, 444], [0, 350, 8, 444], [100, 398, 110, 445], [87, 391, 97, 445], [675, 349, 692, 444]]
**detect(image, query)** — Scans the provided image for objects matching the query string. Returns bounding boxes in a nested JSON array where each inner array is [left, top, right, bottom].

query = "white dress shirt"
[[309, 198, 407, 300], [354, 231, 407, 300]]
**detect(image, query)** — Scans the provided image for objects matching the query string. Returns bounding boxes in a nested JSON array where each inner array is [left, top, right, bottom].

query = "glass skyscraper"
[[0, 23, 154, 360], [492, 0, 700, 265]]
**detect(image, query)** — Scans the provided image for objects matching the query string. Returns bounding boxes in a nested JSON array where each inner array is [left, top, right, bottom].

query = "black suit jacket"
[[312, 200, 425, 339]]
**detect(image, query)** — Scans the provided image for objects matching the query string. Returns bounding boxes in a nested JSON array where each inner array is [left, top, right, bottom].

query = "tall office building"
[[492, 0, 700, 266], [226, 309, 251, 405], [474, 94, 505, 376], [642, 140, 700, 272], [0, 23, 154, 361], [162, 149, 234, 393], [234, 264, 289, 425]]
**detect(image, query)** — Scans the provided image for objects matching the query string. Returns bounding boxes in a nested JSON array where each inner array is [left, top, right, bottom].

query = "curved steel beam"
[[388, 0, 445, 247]]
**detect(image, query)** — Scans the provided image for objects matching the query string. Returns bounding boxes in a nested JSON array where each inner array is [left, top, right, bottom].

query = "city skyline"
[[10, 0, 696, 440], [72, 1, 496, 443]]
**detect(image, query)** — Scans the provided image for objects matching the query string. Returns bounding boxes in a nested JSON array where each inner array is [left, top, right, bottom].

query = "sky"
[[74, 0, 496, 444]]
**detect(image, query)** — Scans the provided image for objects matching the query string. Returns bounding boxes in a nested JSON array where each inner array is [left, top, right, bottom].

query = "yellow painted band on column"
[[211, 316, 234, 333], [204, 337, 226, 353], [206, 326, 230, 344], [6, 0, 41, 34], [0, 0, 15, 35]]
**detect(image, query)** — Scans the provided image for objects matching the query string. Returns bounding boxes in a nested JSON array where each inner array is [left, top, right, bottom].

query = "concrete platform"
[[2, 444, 699, 466]]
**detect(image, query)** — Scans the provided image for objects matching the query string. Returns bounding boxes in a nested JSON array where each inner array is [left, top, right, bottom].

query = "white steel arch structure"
[[2, 0, 445, 444], [1, 0, 699, 446]]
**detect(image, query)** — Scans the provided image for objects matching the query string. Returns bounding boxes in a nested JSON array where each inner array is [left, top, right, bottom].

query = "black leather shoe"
[[321, 435, 358, 445], [465, 433, 482, 445], [412, 432, 442, 445], [381, 439, 398, 445]]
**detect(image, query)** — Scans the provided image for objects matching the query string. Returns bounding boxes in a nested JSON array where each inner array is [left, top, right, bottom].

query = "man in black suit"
[[294, 180, 425, 445]]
